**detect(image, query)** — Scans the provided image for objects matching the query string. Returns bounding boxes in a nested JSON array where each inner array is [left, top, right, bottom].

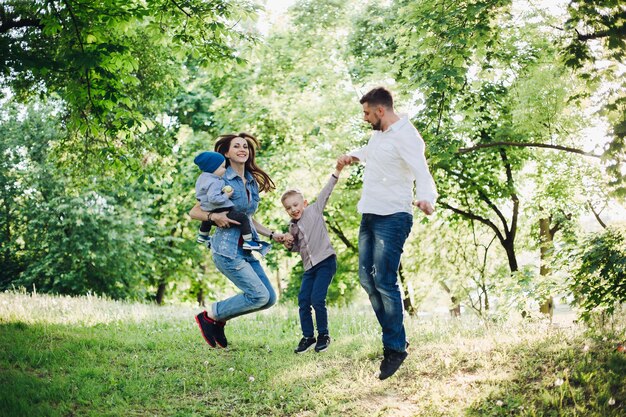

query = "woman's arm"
[[251, 218, 279, 241], [189, 202, 240, 228]]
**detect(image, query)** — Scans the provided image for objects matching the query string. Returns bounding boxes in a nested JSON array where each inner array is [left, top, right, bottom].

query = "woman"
[[189, 133, 285, 348]]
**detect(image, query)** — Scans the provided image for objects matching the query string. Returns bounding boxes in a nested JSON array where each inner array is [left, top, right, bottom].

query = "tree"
[[0, 101, 149, 297], [169, 0, 368, 305], [570, 227, 626, 323], [562, 0, 626, 196], [0, 0, 257, 160]]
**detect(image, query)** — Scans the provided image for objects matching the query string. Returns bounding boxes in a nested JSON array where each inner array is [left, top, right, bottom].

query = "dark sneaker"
[[195, 311, 225, 348], [294, 337, 316, 354], [314, 334, 331, 352], [242, 240, 262, 251], [213, 316, 228, 348], [379, 347, 408, 380]]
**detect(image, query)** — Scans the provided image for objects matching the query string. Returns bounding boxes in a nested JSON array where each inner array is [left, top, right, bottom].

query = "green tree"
[[170, 0, 368, 304], [570, 227, 626, 322], [562, 0, 626, 195], [0, 0, 257, 160]]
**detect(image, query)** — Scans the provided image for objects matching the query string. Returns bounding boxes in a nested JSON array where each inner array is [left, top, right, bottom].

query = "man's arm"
[[398, 131, 437, 214]]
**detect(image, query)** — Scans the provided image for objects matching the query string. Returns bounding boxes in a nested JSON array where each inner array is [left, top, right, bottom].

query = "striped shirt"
[[288, 175, 338, 271]]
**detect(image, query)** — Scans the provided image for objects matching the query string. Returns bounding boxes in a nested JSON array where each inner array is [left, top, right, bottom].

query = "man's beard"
[[370, 119, 382, 131]]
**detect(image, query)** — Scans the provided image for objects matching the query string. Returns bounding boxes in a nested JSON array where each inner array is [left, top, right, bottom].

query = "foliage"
[[0, 0, 257, 161], [570, 227, 626, 323], [170, 0, 367, 304], [562, 0, 626, 196], [0, 99, 216, 302], [0, 0, 624, 312]]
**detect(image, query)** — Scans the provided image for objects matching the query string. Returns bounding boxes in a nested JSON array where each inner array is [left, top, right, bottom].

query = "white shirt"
[[349, 114, 438, 215]]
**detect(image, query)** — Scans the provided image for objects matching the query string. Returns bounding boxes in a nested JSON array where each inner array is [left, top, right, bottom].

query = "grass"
[[1, 291, 625, 417]]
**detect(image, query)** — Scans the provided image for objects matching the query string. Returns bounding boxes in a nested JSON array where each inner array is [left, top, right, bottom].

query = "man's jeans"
[[298, 255, 336, 338], [358, 212, 413, 352], [212, 247, 277, 321]]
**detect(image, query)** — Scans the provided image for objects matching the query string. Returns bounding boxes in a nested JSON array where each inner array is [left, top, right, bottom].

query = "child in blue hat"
[[194, 151, 261, 251]]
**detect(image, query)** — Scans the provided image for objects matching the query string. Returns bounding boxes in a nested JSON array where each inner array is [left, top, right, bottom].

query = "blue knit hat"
[[194, 151, 225, 173]]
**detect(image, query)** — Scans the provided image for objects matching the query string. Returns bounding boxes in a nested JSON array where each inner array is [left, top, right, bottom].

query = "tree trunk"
[[155, 282, 166, 305], [504, 240, 518, 272], [539, 217, 555, 321], [450, 296, 461, 317], [398, 262, 416, 315], [439, 281, 461, 317], [196, 287, 205, 307]]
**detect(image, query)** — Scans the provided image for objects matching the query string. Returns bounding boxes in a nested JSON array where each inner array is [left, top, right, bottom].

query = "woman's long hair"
[[214, 132, 276, 193]]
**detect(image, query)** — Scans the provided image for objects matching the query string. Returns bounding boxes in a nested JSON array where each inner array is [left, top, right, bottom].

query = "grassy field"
[[1, 291, 625, 417]]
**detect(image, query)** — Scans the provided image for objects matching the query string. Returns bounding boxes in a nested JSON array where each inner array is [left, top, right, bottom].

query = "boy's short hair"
[[281, 189, 304, 204], [360, 87, 393, 110]]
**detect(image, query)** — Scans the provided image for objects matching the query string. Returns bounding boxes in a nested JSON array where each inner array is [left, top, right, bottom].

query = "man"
[[337, 87, 437, 380]]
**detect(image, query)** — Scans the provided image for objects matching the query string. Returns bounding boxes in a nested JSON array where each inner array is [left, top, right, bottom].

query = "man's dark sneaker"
[[314, 334, 331, 352], [294, 337, 316, 354], [195, 311, 227, 348], [379, 347, 408, 380]]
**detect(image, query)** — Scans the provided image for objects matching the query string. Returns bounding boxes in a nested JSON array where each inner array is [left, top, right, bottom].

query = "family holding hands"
[[189, 87, 437, 380]]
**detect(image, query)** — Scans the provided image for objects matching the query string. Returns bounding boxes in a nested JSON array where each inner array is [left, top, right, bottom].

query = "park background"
[[1, 0, 625, 416]]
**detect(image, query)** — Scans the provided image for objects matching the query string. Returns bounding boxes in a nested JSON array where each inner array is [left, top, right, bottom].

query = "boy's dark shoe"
[[379, 347, 408, 380], [242, 240, 262, 251], [195, 311, 227, 348], [294, 337, 316, 354], [314, 334, 331, 352]]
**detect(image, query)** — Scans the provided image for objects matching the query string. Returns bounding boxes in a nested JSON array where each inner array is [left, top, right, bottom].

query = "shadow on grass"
[[0, 322, 68, 417], [466, 331, 626, 417]]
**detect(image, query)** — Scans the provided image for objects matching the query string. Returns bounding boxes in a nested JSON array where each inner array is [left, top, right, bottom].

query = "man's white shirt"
[[349, 114, 438, 215]]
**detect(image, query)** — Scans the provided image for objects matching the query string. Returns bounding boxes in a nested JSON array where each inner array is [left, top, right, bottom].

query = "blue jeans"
[[298, 255, 336, 338], [358, 212, 413, 352], [211, 247, 277, 321]]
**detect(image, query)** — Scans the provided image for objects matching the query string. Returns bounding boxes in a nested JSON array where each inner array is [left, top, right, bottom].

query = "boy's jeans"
[[358, 212, 413, 352], [298, 255, 337, 338], [212, 247, 277, 321]]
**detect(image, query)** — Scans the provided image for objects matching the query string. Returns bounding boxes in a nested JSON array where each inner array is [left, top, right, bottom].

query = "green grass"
[[1, 291, 625, 416]]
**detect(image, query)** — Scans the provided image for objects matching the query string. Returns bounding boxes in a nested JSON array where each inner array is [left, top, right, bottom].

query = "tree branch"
[[326, 219, 357, 253], [438, 201, 507, 246], [577, 25, 626, 42], [587, 201, 607, 229], [458, 141, 604, 158], [447, 169, 511, 235], [0, 18, 43, 33], [499, 148, 519, 242]]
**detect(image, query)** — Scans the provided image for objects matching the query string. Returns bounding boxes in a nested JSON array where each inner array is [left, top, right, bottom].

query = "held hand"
[[283, 234, 294, 244], [336, 155, 353, 169], [272, 233, 285, 243], [212, 211, 241, 228], [413, 200, 435, 216]]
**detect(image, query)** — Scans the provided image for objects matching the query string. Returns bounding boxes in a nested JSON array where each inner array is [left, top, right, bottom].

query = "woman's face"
[[225, 136, 250, 165]]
